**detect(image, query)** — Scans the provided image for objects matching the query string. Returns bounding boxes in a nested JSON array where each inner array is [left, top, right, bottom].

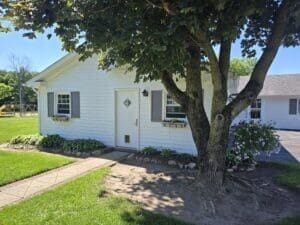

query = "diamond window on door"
[[123, 98, 131, 108]]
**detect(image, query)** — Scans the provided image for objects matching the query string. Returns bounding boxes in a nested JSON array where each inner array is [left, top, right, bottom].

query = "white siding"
[[234, 96, 300, 130], [38, 57, 214, 155], [262, 96, 300, 130]]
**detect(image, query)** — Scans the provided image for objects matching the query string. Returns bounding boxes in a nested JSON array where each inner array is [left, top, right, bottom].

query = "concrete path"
[[257, 130, 300, 163], [0, 151, 129, 209]]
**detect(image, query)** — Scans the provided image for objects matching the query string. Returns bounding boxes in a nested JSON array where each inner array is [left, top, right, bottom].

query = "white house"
[[233, 75, 300, 130], [27, 53, 300, 155]]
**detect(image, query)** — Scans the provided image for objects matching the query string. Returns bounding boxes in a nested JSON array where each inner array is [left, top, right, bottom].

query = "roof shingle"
[[237, 74, 300, 96]]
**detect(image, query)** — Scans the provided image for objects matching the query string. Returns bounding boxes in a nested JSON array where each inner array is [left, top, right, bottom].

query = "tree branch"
[[161, 71, 188, 107], [219, 39, 231, 81], [194, 31, 223, 91], [226, 0, 290, 118]]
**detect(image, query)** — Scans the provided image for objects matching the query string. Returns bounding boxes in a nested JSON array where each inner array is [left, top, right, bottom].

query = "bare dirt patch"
[[104, 157, 300, 225]]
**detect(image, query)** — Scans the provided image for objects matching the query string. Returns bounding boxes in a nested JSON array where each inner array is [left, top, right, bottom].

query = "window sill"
[[52, 115, 70, 122], [162, 119, 187, 128]]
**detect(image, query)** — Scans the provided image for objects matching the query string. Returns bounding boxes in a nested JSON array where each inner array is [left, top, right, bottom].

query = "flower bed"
[[134, 147, 197, 170], [9, 134, 109, 157]]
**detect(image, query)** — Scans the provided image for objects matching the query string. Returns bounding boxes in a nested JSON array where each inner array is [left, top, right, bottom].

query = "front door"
[[116, 89, 139, 149]]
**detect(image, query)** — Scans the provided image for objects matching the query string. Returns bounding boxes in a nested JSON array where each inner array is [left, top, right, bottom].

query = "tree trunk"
[[201, 115, 231, 186], [187, 104, 231, 187], [186, 100, 210, 170]]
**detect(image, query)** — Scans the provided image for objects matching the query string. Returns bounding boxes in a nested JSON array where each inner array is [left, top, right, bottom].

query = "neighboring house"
[[233, 74, 300, 130], [27, 53, 299, 155]]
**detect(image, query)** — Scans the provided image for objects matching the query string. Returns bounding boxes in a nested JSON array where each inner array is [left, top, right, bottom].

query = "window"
[[165, 94, 186, 119], [57, 94, 70, 114], [250, 99, 261, 119], [289, 99, 297, 115]]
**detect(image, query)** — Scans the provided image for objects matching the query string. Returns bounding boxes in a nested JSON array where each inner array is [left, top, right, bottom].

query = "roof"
[[237, 74, 300, 96], [26, 53, 79, 87]]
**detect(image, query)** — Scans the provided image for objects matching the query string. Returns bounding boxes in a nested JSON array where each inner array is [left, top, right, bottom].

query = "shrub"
[[160, 149, 175, 158], [141, 146, 160, 155], [38, 135, 65, 149], [10, 134, 43, 146], [62, 139, 105, 152], [227, 121, 280, 169], [175, 153, 197, 162]]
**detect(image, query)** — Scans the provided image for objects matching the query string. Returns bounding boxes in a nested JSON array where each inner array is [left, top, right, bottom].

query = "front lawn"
[[0, 168, 190, 225], [0, 116, 38, 143], [0, 150, 74, 186], [272, 163, 300, 189]]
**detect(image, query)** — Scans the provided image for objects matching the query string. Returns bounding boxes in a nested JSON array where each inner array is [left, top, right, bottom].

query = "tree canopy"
[[230, 58, 257, 76], [3, 0, 299, 82], [0, 70, 37, 106], [0, 83, 13, 102]]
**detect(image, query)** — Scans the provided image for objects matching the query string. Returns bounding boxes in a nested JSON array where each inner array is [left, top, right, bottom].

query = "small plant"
[[10, 134, 43, 146], [38, 135, 65, 149], [62, 139, 105, 152], [141, 146, 160, 155], [227, 121, 280, 170], [160, 149, 175, 158], [175, 153, 197, 162], [52, 115, 70, 122]]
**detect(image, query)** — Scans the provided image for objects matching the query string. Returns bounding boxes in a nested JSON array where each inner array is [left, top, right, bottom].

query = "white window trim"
[[250, 99, 261, 120], [163, 91, 186, 120], [55, 93, 71, 116], [289, 98, 300, 115]]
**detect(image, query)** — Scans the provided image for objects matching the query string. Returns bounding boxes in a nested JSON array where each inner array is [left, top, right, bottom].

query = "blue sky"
[[0, 30, 299, 74]]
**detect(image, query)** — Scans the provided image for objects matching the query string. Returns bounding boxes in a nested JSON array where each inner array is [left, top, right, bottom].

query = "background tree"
[[0, 83, 13, 104], [3, 0, 299, 187], [0, 67, 37, 108], [230, 58, 257, 76]]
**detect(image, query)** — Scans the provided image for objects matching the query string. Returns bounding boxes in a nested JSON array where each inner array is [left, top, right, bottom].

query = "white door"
[[116, 89, 139, 149]]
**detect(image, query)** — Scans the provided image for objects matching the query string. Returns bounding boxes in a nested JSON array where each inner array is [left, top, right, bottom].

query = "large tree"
[[3, 0, 299, 187]]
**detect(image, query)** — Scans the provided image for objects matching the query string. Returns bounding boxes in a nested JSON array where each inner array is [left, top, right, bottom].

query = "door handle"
[[135, 119, 138, 126]]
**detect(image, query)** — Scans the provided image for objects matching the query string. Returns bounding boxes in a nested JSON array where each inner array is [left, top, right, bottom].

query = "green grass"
[[271, 163, 300, 189], [0, 150, 74, 186], [274, 216, 300, 225], [0, 168, 191, 225], [0, 116, 38, 143]]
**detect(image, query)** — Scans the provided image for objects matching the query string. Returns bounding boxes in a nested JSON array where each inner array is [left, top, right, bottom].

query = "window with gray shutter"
[[47, 92, 54, 117], [151, 90, 162, 122], [289, 99, 297, 115], [71, 91, 80, 118]]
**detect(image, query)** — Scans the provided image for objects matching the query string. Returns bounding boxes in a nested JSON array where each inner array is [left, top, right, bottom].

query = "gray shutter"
[[71, 91, 80, 118], [151, 90, 162, 122], [289, 99, 297, 115], [47, 92, 54, 117]]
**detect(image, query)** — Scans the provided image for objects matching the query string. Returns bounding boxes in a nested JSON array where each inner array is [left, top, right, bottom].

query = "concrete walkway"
[[257, 130, 300, 163], [0, 151, 129, 209]]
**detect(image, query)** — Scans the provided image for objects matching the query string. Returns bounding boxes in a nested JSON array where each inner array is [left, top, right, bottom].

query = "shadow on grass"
[[120, 208, 193, 225]]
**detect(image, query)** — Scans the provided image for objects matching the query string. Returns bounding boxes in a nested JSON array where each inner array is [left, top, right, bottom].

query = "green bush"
[[10, 134, 43, 146], [62, 139, 105, 152], [227, 121, 280, 169], [141, 146, 160, 155], [160, 149, 175, 158], [38, 135, 65, 149], [176, 153, 197, 162]]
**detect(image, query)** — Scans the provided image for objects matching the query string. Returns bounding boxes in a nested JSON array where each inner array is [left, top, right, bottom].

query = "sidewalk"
[[0, 151, 129, 209]]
